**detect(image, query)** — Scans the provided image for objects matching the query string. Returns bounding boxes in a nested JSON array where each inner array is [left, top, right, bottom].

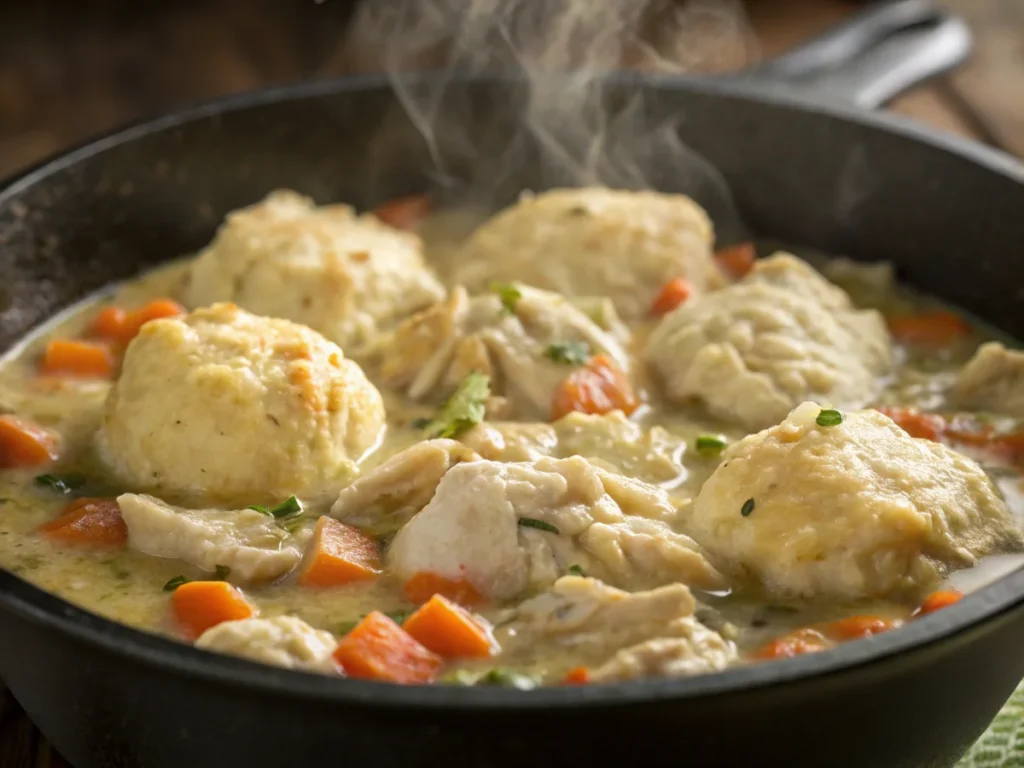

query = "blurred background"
[[0, 0, 1020, 182]]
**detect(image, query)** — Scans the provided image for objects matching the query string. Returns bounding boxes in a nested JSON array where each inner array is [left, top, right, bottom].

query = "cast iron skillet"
[[1, 2, 1023, 766]]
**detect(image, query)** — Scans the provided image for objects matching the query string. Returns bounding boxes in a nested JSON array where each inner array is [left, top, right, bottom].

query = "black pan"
[[2, 2, 1023, 767]]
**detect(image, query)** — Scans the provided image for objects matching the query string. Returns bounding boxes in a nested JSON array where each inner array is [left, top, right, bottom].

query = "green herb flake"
[[162, 575, 189, 592], [34, 472, 86, 495], [490, 282, 522, 315], [410, 417, 433, 429], [740, 498, 755, 518], [694, 434, 727, 458], [567, 564, 586, 577], [440, 668, 479, 686], [269, 496, 302, 519], [518, 517, 560, 535], [422, 371, 491, 439], [816, 408, 845, 428], [544, 341, 591, 366], [475, 668, 539, 690], [245, 504, 272, 516], [214, 565, 231, 581], [384, 610, 411, 625]]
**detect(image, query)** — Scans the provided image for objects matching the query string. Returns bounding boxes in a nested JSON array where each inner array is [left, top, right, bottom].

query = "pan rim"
[[1, 71, 1024, 710]]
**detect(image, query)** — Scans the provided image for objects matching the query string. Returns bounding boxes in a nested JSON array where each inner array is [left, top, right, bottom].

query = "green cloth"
[[959, 680, 1024, 766]]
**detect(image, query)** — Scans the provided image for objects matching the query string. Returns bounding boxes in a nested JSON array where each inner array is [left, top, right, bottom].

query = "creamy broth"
[[1, 192, 1022, 686]]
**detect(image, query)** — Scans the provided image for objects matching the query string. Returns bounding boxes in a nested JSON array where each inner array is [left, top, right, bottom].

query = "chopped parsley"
[[247, 496, 302, 519], [34, 472, 86, 495], [816, 408, 845, 427], [740, 498, 755, 517], [491, 282, 522, 315], [567, 564, 586, 577], [518, 517, 560, 534], [475, 668, 539, 690], [162, 575, 189, 592], [410, 417, 433, 429], [214, 565, 231, 581], [421, 371, 491, 439], [694, 434, 727, 458], [544, 341, 591, 365]]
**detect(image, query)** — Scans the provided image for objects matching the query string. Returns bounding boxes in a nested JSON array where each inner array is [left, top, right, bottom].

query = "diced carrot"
[[90, 306, 129, 339], [821, 615, 900, 641], [887, 311, 971, 346], [0, 415, 60, 467], [551, 354, 639, 421], [38, 497, 127, 547], [372, 194, 431, 231], [752, 628, 830, 660], [875, 405, 947, 442], [403, 572, 484, 607], [298, 517, 382, 587], [402, 594, 496, 659], [915, 589, 964, 617], [649, 277, 692, 316], [115, 298, 186, 345], [562, 666, 590, 685], [715, 242, 756, 279], [333, 610, 443, 683], [40, 339, 115, 378], [172, 581, 254, 639]]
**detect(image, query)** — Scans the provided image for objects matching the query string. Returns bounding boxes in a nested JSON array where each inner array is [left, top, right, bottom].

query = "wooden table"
[[0, 0, 1022, 765]]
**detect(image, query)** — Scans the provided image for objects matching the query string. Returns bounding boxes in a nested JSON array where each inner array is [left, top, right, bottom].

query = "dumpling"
[[117, 494, 310, 584], [195, 616, 338, 673], [181, 190, 445, 351], [97, 303, 385, 503], [952, 342, 1024, 418], [497, 576, 735, 682], [375, 283, 630, 420], [386, 456, 726, 601], [689, 401, 1023, 600], [450, 187, 718, 319], [645, 253, 892, 430]]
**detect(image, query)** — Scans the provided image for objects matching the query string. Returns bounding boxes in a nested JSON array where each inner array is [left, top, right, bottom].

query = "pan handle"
[[738, 0, 971, 110]]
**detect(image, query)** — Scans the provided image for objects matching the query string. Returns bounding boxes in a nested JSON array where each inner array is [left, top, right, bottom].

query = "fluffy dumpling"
[[497, 576, 734, 682], [450, 187, 718, 319], [386, 456, 726, 601], [689, 401, 1023, 600], [181, 190, 445, 351], [117, 494, 310, 584], [952, 342, 1024, 418], [97, 303, 385, 502], [195, 616, 338, 673], [645, 253, 892, 430], [376, 283, 630, 420]]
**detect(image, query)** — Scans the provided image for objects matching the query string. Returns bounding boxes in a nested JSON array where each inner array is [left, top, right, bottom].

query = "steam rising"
[[345, 0, 756, 216]]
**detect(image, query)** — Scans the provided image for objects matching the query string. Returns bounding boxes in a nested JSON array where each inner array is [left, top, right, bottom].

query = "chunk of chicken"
[[952, 342, 1024, 418], [376, 284, 631, 420], [451, 187, 718, 319], [645, 253, 893, 430], [689, 402, 1023, 600], [329, 439, 481, 531], [496, 576, 735, 681], [117, 494, 309, 584], [195, 616, 338, 673], [387, 457, 725, 601]]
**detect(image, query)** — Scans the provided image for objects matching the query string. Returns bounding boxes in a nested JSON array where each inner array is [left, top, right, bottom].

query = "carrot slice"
[[875, 406, 947, 442], [298, 517, 382, 587], [116, 298, 186, 344], [372, 194, 431, 231], [40, 339, 115, 378], [172, 581, 254, 639], [649, 277, 692, 316], [821, 615, 899, 641], [752, 628, 830, 660], [715, 242, 756, 279], [551, 354, 639, 421], [402, 594, 496, 659], [90, 306, 129, 339], [915, 589, 964, 617], [403, 572, 484, 607], [0, 415, 60, 467], [38, 497, 127, 547], [562, 666, 590, 685], [888, 311, 971, 346], [333, 610, 442, 683]]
